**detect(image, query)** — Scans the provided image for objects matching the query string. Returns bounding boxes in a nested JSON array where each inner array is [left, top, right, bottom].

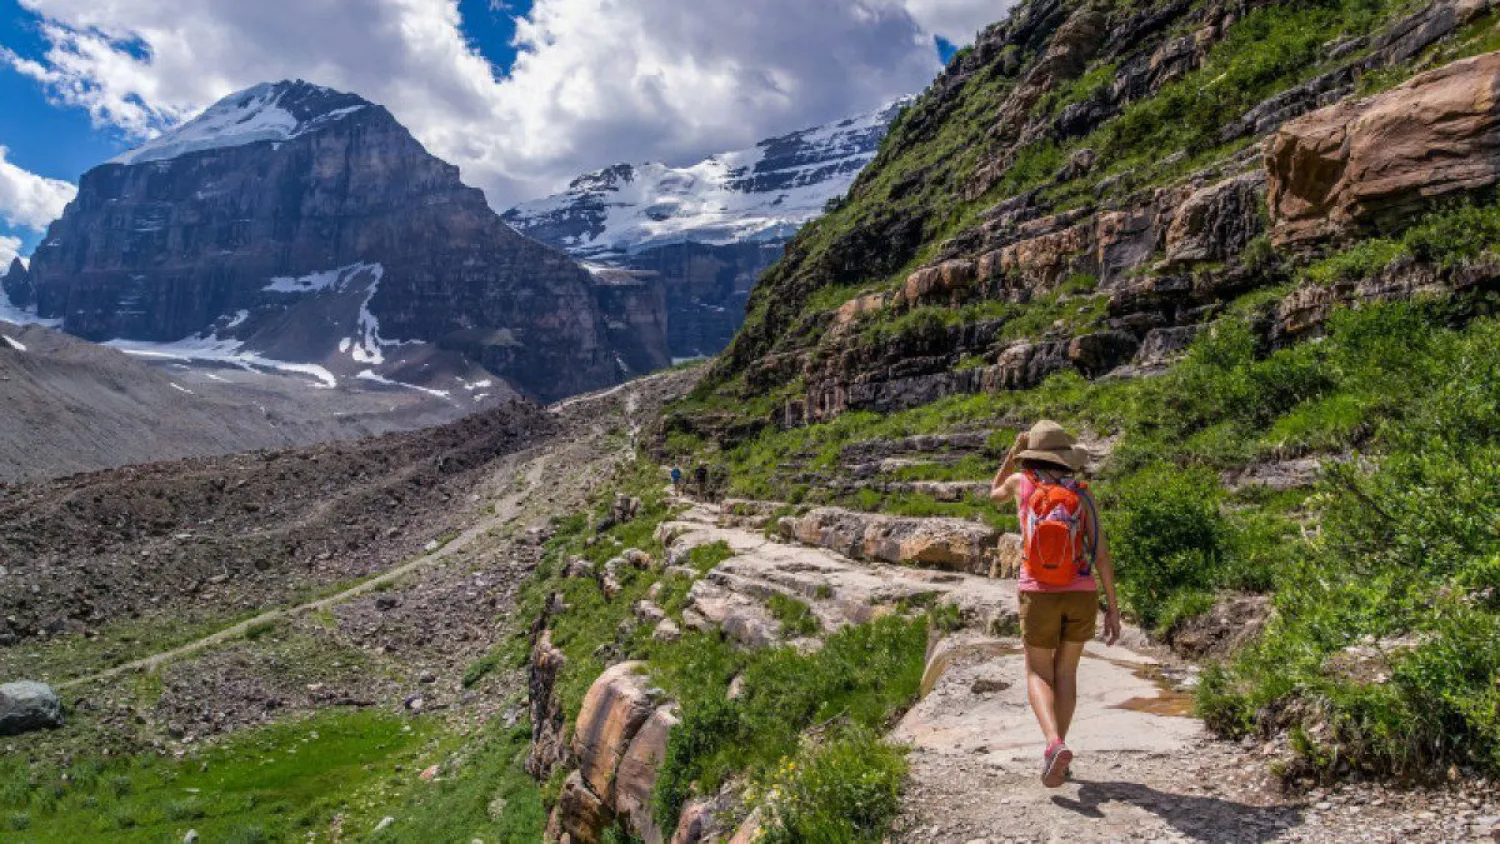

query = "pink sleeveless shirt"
[[1015, 472, 1099, 594]]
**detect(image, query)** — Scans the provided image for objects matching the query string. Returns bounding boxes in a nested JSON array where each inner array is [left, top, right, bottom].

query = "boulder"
[[526, 633, 569, 777], [984, 220, 1094, 291], [1066, 330, 1140, 377], [899, 259, 978, 306], [0, 681, 62, 735], [1095, 208, 1158, 288], [652, 618, 682, 643], [547, 770, 612, 844], [832, 292, 888, 330], [1133, 325, 1201, 370], [684, 581, 781, 648], [990, 533, 1024, 580], [1162, 172, 1266, 265], [783, 507, 1000, 576], [1266, 51, 1500, 244], [633, 600, 667, 625], [571, 662, 657, 802], [615, 706, 681, 844], [669, 799, 716, 844]]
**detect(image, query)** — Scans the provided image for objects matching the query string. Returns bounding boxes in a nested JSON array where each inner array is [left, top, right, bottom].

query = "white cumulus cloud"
[[904, 0, 1012, 44], [4, 0, 1009, 208], [0, 147, 77, 232], [0, 234, 23, 268]]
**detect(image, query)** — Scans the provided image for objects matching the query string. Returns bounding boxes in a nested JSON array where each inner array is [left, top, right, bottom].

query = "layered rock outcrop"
[[1267, 50, 1500, 244], [698, 0, 1500, 431], [779, 507, 1002, 576], [542, 661, 681, 844], [21, 80, 650, 402]]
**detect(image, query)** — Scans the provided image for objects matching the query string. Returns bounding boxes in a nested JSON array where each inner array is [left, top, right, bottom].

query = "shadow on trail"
[[1053, 779, 1306, 842]]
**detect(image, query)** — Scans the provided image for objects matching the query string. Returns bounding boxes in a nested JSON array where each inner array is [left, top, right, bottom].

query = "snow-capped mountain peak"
[[503, 99, 909, 260], [110, 80, 372, 166]]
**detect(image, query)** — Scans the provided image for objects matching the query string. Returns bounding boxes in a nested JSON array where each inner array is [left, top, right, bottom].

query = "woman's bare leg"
[[1052, 641, 1087, 741], [1025, 645, 1061, 743]]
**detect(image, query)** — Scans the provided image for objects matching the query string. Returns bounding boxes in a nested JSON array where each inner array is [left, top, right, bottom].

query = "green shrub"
[[751, 727, 908, 843], [1402, 193, 1500, 266], [461, 649, 503, 688], [687, 541, 735, 574], [1207, 314, 1500, 777], [1105, 464, 1226, 630], [767, 594, 821, 638], [243, 619, 279, 641], [1302, 239, 1407, 285], [651, 616, 926, 833]]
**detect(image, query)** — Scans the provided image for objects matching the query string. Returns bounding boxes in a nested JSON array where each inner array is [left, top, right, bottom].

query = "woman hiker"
[[990, 420, 1122, 788]]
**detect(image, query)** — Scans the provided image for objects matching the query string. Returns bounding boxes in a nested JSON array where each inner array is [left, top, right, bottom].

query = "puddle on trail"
[[1107, 659, 1197, 718], [919, 640, 1198, 718]]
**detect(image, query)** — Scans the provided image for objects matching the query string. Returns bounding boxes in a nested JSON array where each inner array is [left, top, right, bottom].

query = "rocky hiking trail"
[[610, 497, 1498, 843]]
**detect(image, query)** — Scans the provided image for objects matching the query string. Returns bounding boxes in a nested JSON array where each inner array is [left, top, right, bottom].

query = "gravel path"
[[891, 622, 1498, 842]]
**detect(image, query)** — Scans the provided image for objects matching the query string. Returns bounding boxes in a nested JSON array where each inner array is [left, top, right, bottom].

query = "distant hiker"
[[989, 420, 1121, 789], [695, 463, 709, 499], [671, 465, 683, 494]]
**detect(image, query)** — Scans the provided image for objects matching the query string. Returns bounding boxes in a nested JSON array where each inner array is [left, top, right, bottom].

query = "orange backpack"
[[1021, 470, 1098, 587]]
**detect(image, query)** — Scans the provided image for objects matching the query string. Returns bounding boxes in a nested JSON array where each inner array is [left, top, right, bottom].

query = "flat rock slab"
[[662, 506, 1020, 641], [894, 636, 1201, 771]]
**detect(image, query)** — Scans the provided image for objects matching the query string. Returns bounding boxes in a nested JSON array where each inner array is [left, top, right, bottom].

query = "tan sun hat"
[[1018, 419, 1087, 471]]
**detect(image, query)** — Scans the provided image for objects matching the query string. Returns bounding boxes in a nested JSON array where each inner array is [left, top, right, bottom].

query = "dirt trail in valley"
[[54, 367, 699, 692], [59, 448, 550, 690]]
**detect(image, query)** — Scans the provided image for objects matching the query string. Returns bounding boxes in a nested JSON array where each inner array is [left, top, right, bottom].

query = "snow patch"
[[111, 81, 369, 166], [2, 335, 26, 351], [107, 334, 338, 389], [265, 267, 347, 293], [169, 382, 195, 395], [505, 98, 907, 258], [355, 369, 454, 401], [0, 298, 62, 329], [264, 262, 393, 365]]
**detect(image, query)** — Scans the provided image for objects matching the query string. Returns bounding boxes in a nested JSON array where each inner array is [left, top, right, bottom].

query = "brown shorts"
[[1019, 591, 1099, 649]]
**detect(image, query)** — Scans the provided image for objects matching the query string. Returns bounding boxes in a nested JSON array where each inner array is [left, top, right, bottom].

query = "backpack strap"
[[1078, 489, 1101, 574]]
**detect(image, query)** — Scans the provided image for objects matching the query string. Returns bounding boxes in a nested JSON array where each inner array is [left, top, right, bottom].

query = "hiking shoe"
[[1041, 741, 1072, 788]]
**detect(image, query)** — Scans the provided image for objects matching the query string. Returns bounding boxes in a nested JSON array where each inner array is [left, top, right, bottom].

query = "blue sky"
[[0, 0, 994, 263]]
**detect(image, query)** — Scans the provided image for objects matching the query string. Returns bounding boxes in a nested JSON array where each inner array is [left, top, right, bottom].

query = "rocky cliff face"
[[504, 103, 904, 359], [19, 80, 652, 402], [1, 259, 31, 308], [687, 0, 1500, 433]]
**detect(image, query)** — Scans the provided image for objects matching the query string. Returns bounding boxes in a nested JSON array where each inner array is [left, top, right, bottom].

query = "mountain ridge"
[[505, 100, 907, 358], [11, 79, 658, 404]]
